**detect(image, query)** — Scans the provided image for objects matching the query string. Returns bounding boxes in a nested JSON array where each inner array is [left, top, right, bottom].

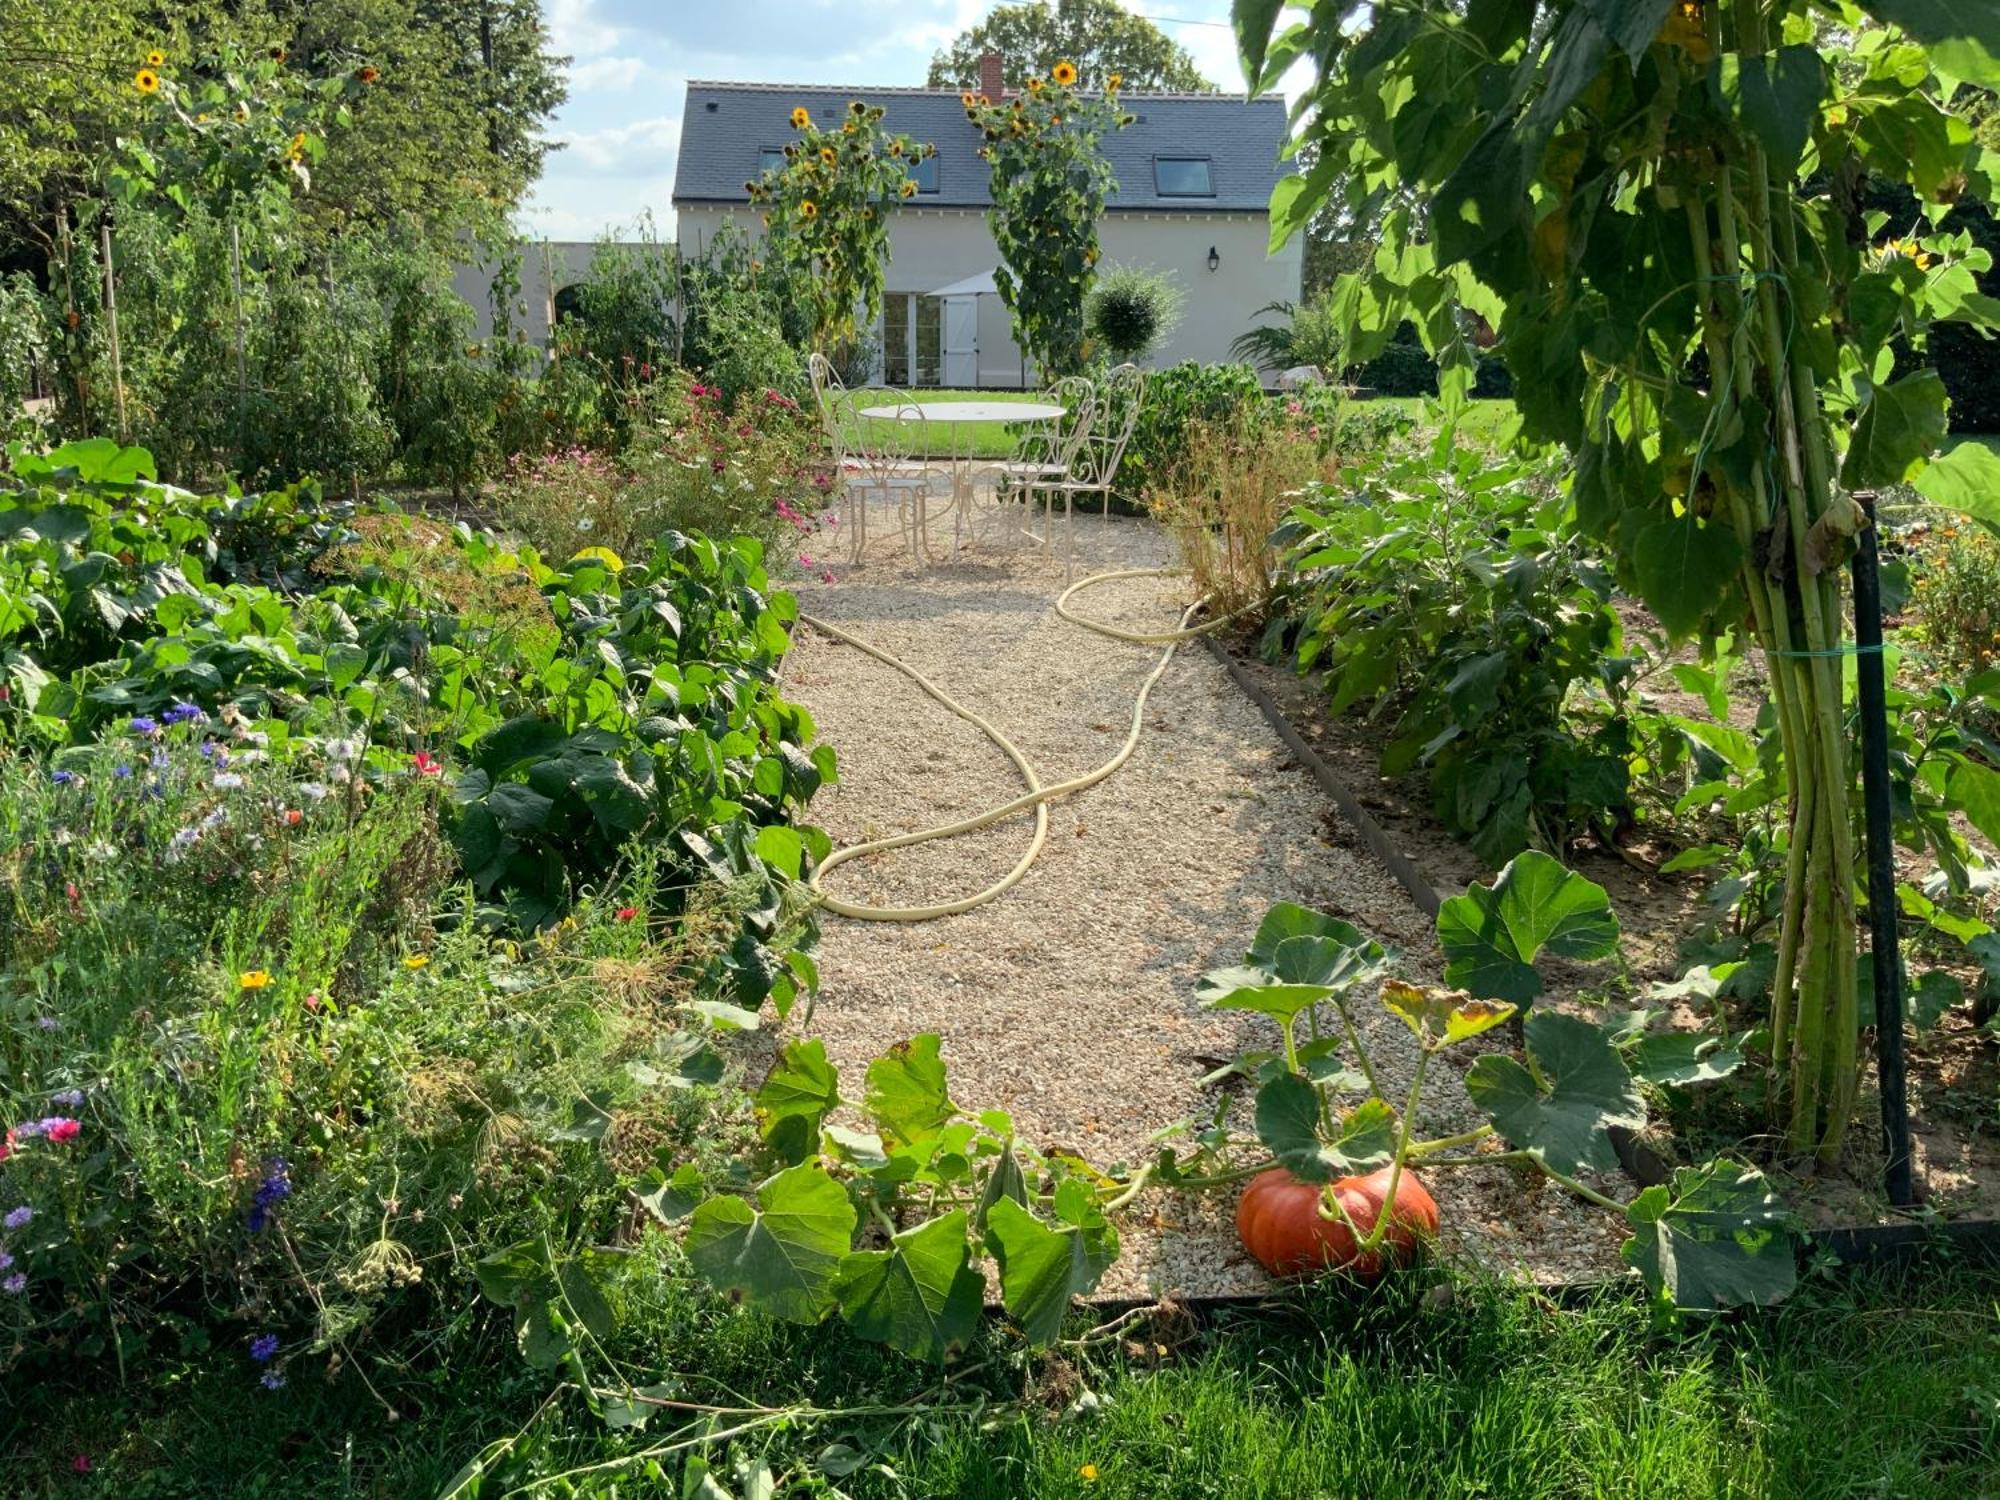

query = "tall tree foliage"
[[1240, 0, 2000, 1161], [929, 0, 1213, 93]]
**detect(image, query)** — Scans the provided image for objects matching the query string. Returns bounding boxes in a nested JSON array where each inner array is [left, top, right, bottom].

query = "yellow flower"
[[900, 179, 917, 198], [1079, 1464, 1100, 1482], [239, 969, 272, 990], [404, 954, 430, 970], [842, 120, 856, 133], [134, 68, 160, 94], [1051, 60, 1078, 87], [1027, 76, 1045, 93], [790, 106, 811, 129], [889, 140, 903, 156], [961, 91, 977, 108], [145, 50, 166, 68], [799, 199, 818, 219], [819, 146, 836, 166], [1107, 73, 1122, 92]]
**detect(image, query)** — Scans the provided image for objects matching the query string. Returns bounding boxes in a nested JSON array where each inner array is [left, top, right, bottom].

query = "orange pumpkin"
[[1236, 1165, 1439, 1279]]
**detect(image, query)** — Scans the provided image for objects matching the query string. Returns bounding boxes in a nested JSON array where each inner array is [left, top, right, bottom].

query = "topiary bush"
[[1084, 264, 1185, 364]]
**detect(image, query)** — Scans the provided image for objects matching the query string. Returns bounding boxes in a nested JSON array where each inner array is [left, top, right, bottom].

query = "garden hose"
[[800, 568, 1237, 922]]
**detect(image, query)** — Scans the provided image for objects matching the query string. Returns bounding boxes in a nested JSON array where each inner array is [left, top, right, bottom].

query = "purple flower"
[[34, 1016, 57, 1032], [50, 1089, 84, 1109], [3, 1206, 31, 1230], [0, 1251, 13, 1272], [51, 770, 76, 786], [129, 716, 160, 735], [247, 1158, 291, 1233], [113, 763, 133, 779], [2, 1274, 24, 1295], [163, 702, 205, 725], [150, 748, 170, 771], [249, 1333, 280, 1362], [260, 1370, 286, 1391], [200, 741, 229, 767]]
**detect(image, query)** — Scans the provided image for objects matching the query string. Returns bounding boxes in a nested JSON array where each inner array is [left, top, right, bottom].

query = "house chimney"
[[978, 49, 1005, 101]]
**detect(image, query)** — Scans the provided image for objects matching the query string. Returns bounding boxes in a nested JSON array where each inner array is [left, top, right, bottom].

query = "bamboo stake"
[[230, 223, 248, 454], [99, 217, 127, 442]]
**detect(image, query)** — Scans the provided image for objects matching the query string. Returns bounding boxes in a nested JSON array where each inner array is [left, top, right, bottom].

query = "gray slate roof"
[[672, 82, 1289, 213]]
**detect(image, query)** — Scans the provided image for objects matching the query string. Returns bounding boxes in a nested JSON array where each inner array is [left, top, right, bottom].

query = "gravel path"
[[784, 511, 1626, 1296]]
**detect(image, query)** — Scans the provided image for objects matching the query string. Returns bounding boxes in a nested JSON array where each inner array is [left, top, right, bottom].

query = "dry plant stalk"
[[1147, 413, 1338, 621]]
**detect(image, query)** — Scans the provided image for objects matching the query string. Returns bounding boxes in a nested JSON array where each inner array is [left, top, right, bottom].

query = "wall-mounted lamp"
[[1206, 245, 1221, 273]]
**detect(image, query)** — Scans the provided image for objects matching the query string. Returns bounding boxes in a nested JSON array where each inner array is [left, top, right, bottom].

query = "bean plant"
[[1237, 0, 2000, 1160]]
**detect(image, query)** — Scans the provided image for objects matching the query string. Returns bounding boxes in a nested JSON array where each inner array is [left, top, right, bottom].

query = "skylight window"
[[758, 148, 787, 177], [1153, 157, 1214, 197]]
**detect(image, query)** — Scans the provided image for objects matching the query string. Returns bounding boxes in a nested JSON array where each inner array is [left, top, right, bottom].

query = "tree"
[[928, 0, 1212, 93], [1244, 0, 2000, 1162]]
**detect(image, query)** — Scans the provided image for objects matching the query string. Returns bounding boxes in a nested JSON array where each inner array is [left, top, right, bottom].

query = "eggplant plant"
[[1236, 0, 2000, 1159]]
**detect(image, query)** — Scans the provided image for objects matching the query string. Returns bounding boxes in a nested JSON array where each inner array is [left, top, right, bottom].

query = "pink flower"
[[411, 752, 444, 777], [46, 1119, 80, 1145], [800, 554, 815, 569], [72, 1456, 91, 1474], [616, 906, 639, 922], [821, 569, 835, 584]]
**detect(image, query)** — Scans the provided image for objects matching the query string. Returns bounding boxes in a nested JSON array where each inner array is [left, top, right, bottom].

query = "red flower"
[[283, 808, 303, 826], [615, 906, 639, 922], [73, 1455, 92, 1474], [411, 752, 444, 777], [0, 1132, 12, 1164], [47, 1119, 80, 1145]]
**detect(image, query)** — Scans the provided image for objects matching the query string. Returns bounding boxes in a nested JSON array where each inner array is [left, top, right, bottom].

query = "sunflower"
[[961, 91, 976, 108], [145, 49, 165, 67], [889, 140, 903, 157], [1051, 60, 1078, 86], [356, 64, 379, 83], [849, 99, 866, 114], [842, 120, 855, 133], [799, 199, 818, 219], [288, 129, 308, 161], [1107, 72, 1122, 92], [1026, 76, 1045, 93], [819, 146, 837, 166], [900, 178, 917, 198], [790, 105, 812, 129], [133, 67, 160, 94]]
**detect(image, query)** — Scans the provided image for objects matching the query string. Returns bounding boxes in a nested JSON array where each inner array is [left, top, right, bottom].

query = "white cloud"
[[569, 54, 647, 91], [545, 0, 622, 59], [557, 111, 684, 175]]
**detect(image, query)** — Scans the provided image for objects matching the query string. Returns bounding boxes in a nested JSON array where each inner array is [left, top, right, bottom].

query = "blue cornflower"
[[129, 716, 160, 735], [113, 763, 132, 779], [50, 1089, 84, 1108], [51, 770, 75, 786], [0, 1251, 13, 1272], [3, 1206, 31, 1231], [200, 741, 229, 766], [249, 1333, 280, 1362], [247, 1158, 291, 1233], [163, 702, 205, 725], [260, 1370, 286, 1391], [34, 1016, 57, 1032], [150, 748, 170, 770], [2, 1273, 24, 1295]]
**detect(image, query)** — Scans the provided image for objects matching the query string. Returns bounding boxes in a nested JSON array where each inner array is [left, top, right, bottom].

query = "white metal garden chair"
[[998, 375, 1096, 551], [844, 391, 942, 565], [1050, 364, 1146, 579]]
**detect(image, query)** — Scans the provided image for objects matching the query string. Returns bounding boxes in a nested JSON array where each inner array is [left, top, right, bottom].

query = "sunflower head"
[[961, 91, 976, 108], [819, 146, 836, 166], [1107, 73, 1122, 92], [799, 199, 818, 219], [889, 140, 903, 156], [900, 178, 917, 198], [145, 50, 165, 68], [849, 99, 867, 115], [1051, 60, 1078, 87], [1027, 76, 1045, 93], [134, 68, 160, 94], [790, 106, 812, 129]]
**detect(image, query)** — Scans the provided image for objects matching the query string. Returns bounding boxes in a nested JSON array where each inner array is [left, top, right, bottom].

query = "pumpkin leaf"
[[1255, 1074, 1396, 1183], [1465, 1011, 1644, 1176], [684, 1162, 856, 1324], [1622, 1162, 1797, 1311], [1437, 852, 1621, 1004], [864, 1035, 955, 1147], [1382, 979, 1518, 1049], [830, 1210, 983, 1364], [1914, 440, 2000, 535], [984, 1194, 1116, 1346]]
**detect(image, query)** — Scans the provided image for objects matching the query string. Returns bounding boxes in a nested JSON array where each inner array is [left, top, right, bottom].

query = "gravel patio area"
[[784, 511, 1627, 1297]]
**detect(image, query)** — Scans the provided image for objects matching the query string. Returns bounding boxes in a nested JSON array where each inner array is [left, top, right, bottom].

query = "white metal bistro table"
[[857, 400, 1066, 561]]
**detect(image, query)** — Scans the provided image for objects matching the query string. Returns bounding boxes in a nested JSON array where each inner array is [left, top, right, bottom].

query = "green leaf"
[[830, 1210, 982, 1363], [865, 1035, 954, 1147], [1852, 1, 2000, 86], [1232, 0, 1288, 92], [1842, 371, 1949, 488], [684, 1162, 857, 1323], [757, 1038, 841, 1125], [1622, 1162, 1796, 1311], [1631, 515, 1745, 639], [1629, 1031, 1747, 1086], [1254, 1075, 1396, 1183], [1581, 0, 1675, 62], [1946, 755, 2000, 847], [554, 1259, 616, 1343], [634, 1162, 705, 1226], [984, 1195, 1115, 1347], [755, 824, 804, 881], [1465, 1011, 1644, 1176], [1910, 970, 1963, 1031], [1437, 852, 1622, 1004], [1710, 46, 1825, 173]]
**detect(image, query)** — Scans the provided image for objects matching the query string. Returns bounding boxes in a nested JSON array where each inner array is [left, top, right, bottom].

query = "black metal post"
[[1851, 499, 1917, 1208]]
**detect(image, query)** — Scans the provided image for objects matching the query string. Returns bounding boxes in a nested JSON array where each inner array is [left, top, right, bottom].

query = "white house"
[[670, 62, 1301, 387]]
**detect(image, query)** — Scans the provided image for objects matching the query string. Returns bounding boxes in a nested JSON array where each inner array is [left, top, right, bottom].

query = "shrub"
[[1912, 520, 2000, 680], [1085, 265, 1185, 364], [1230, 295, 1345, 375], [1114, 360, 1266, 501]]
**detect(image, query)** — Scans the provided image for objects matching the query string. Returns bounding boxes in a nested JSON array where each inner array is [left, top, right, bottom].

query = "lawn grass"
[[829, 387, 1054, 460], [12, 1259, 1996, 1497]]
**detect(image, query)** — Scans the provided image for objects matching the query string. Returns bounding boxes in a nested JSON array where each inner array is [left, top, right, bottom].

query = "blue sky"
[[525, 0, 1263, 241]]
